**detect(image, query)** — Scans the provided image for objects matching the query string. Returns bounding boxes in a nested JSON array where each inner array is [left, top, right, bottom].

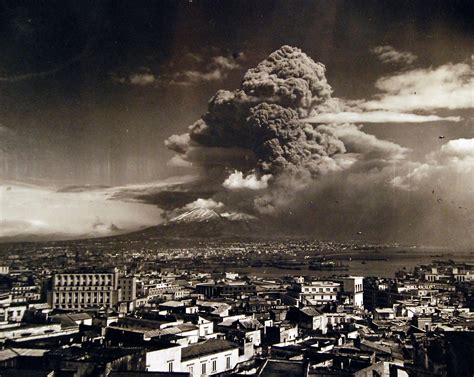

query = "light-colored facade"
[[50, 269, 119, 310], [287, 280, 341, 306], [422, 265, 473, 282], [146, 345, 182, 373], [146, 339, 239, 376], [339, 276, 364, 308], [182, 341, 239, 377]]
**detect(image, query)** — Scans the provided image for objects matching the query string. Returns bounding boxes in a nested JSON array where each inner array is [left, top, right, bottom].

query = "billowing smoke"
[[166, 46, 347, 180], [164, 46, 473, 247], [164, 45, 403, 215]]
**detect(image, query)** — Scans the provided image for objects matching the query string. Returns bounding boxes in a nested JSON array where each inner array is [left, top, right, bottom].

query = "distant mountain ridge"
[[169, 208, 257, 224], [0, 208, 267, 243], [128, 208, 265, 240]]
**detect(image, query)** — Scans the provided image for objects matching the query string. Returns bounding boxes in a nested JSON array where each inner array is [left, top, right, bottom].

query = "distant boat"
[[309, 261, 348, 270]]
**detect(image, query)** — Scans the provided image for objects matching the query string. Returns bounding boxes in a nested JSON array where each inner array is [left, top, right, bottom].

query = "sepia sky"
[[0, 1, 472, 244]]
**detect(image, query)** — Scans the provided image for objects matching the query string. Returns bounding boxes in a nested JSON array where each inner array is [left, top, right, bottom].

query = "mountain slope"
[[170, 208, 221, 223], [125, 209, 267, 240]]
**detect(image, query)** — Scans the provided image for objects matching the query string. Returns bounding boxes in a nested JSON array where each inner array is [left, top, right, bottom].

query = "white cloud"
[[439, 138, 474, 159], [304, 111, 460, 124], [211, 56, 240, 70], [113, 71, 157, 86], [305, 61, 471, 124], [363, 62, 473, 111], [0, 183, 162, 239], [223, 170, 272, 190], [169, 55, 243, 86], [183, 198, 224, 211], [321, 123, 409, 162], [371, 45, 417, 65], [129, 72, 156, 85], [391, 138, 474, 190], [167, 155, 193, 168]]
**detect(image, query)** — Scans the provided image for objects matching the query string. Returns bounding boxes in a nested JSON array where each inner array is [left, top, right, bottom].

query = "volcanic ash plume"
[[165, 45, 347, 181], [161, 46, 473, 247]]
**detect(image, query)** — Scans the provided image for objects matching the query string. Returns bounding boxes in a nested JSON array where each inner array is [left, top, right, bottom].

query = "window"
[[226, 355, 231, 369], [167, 360, 173, 372], [212, 359, 217, 372], [188, 365, 194, 375], [201, 362, 206, 375]]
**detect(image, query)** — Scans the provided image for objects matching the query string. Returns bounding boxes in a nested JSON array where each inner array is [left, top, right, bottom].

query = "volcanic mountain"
[[169, 208, 222, 223], [124, 208, 265, 240]]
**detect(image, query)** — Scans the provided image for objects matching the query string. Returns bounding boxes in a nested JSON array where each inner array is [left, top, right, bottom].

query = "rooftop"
[[181, 339, 238, 361], [258, 359, 307, 377], [0, 348, 49, 362]]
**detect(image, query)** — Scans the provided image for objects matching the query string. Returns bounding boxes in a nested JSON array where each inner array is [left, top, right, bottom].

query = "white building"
[[339, 276, 364, 308], [49, 269, 119, 310], [286, 280, 341, 306], [146, 339, 239, 375]]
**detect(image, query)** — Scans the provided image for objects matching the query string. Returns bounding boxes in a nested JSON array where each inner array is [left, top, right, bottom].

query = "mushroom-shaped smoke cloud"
[[162, 46, 473, 247], [166, 46, 347, 180]]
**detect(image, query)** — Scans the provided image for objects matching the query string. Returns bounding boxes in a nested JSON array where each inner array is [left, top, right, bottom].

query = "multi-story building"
[[10, 285, 41, 303], [118, 275, 137, 302], [285, 280, 341, 306], [146, 339, 239, 376], [49, 269, 119, 310], [117, 275, 137, 313], [338, 276, 364, 308], [196, 282, 257, 299], [418, 263, 473, 282]]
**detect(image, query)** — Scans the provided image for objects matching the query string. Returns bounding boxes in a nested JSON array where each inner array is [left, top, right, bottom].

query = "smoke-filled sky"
[[0, 1, 472, 245]]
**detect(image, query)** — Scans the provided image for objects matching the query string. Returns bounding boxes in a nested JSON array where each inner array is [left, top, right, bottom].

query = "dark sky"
[[0, 0, 472, 185]]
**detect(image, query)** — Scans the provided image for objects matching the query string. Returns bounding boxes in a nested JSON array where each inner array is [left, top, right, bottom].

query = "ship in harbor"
[[309, 260, 349, 271]]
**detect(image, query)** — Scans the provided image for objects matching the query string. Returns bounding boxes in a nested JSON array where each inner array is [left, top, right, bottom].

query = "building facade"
[[49, 269, 119, 310], [286, 280, 341, 306], [339, 276, 364, 308], [118, 275, 137, 302]]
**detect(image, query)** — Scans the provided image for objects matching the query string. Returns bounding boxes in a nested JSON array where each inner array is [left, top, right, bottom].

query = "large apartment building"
[[338, 276, 364, 308], [285, 280, 341, 306], [49, 269, 120, 310]]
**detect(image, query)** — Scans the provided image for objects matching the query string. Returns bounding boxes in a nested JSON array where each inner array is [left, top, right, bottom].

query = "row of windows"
[[55, 299, 110, 304], [54, 280, 113, 287], [56, 274, 113, 279], [305, 295, 336, 300], [55, 303, 111, 309], [185, 355, 232, 375], [55, 276, 113, 286], [303, 287, 337, 293], [55, 292, 111, 297]]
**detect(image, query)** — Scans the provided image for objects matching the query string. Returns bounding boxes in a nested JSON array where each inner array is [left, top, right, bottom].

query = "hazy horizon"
[[0, 1, 472, 247]]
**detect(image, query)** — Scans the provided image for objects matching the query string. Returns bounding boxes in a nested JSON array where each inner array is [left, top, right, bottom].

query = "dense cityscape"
[[0, 238, 472, 376]]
